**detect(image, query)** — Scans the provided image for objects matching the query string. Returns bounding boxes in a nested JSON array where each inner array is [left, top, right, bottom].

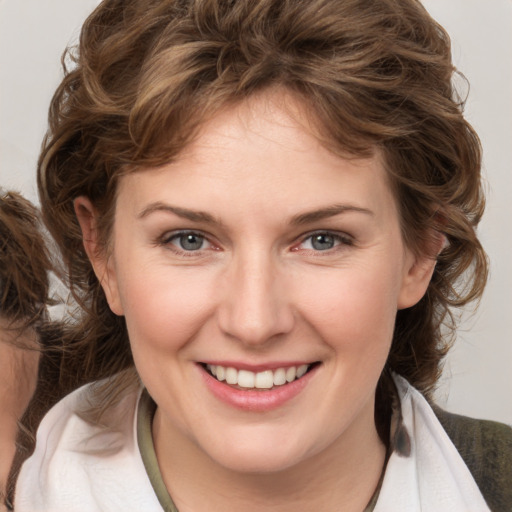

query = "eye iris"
[[180, 234, 203, 251], [311, 234, 335, 250]]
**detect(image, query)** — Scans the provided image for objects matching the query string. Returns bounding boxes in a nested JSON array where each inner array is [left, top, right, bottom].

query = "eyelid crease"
[[159, 229, 205, 242], [156, 229, 225, 258], [161, 230, 209, 246], [291, 230, 355, 252]]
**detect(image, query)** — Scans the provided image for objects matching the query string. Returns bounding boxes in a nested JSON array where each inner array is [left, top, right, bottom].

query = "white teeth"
[[296, 364, 308, 378], [273, 368, 286, 386], [255, 370, 274, 389], [225, 367, 238, 385], [206, 364, 311, 389], [238, 370, 255, 388], [285, 366, 297, 382], [216, 366, 226, 381]]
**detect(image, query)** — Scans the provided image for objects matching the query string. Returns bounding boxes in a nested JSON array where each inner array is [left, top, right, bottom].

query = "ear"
[[74, 197, 124, 316], [397, 233, 445, 310]]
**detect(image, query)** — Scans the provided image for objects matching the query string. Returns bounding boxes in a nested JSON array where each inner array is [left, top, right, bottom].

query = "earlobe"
[[74, 197, 124, 316]]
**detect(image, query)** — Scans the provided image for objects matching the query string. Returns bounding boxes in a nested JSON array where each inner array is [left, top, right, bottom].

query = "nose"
[[217, 250, 295, 347]]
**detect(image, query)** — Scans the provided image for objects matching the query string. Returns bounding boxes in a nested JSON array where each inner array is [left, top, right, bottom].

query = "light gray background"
[[1, 0, 511, 424]]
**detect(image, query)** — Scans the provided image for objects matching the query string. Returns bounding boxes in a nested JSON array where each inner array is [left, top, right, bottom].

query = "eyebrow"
[[138, 202, 373, 225], [290, 204, 374, 225], [138, 202, 219, 224]]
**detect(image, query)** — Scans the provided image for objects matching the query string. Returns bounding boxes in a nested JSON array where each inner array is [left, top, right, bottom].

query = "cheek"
[[116, 261, 217, 354], [294, 263, 401, 352]]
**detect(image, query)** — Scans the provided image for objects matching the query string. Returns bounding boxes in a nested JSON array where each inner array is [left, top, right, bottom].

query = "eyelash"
[[157, 230, 216, 256], [156, 230, 354, 255], [293, 231, 354, 253]]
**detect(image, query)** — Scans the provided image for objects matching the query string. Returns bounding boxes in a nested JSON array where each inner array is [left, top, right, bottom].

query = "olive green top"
[[137, 390, 178, 512], [433, 406, 512, 511]]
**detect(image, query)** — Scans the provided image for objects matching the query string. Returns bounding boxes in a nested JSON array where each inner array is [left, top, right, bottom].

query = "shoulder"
[[14, 379, 158, 511], [24, 378, 141, 456], [432, 406, 512, 511]]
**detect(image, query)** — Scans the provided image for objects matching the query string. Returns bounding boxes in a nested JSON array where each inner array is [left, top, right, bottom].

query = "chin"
[[202, 430, 313, 475], [216, 452, 304, 475]]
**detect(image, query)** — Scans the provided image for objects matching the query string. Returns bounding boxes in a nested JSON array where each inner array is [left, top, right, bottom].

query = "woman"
[[1, 194, 107, 509], [13, 0, 512, 510], [0, 191, 50, 507]]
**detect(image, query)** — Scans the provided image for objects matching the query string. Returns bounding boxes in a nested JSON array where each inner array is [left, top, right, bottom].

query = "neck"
[[154, 400, 386, 512]]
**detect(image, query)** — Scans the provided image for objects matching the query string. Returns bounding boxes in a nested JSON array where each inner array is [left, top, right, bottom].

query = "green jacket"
[[434, 407, 512, 511]]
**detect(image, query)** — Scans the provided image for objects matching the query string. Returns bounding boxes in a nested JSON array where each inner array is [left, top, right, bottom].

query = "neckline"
[[136, 388, 385, 511], [137, 389, 179, 512]]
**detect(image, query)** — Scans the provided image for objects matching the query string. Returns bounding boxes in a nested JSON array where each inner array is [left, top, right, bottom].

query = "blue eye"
[[298, 232, 351, 251], [167, 232, 209, 251], [178, 233, 204, 250], [309, 233, 337, 251]]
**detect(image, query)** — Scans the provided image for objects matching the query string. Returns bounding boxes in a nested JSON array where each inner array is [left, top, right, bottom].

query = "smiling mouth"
[[203, 363, 319, 390]]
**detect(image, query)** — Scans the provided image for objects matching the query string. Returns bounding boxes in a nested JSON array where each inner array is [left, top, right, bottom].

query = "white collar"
[[374, 374, 490, 511]]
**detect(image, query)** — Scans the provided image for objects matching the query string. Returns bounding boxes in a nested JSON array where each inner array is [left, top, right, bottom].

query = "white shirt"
[[15, 375, 490, 511]]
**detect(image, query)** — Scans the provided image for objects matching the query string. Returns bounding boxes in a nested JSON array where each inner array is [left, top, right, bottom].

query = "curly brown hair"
[[0, 191, 52, 331], [0, 191, 52, 508], [37, 0, 487, 435]]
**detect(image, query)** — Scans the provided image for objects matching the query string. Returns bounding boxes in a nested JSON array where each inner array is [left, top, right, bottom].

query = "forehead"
[[117, 90, 398, 224], [180, 89, 375, 163]]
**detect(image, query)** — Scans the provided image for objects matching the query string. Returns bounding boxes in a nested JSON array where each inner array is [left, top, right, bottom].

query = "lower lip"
[[200, 365, 318, 412]]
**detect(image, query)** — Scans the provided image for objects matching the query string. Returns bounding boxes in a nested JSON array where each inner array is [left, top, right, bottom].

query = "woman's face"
[[81, 91, 433, 474]]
